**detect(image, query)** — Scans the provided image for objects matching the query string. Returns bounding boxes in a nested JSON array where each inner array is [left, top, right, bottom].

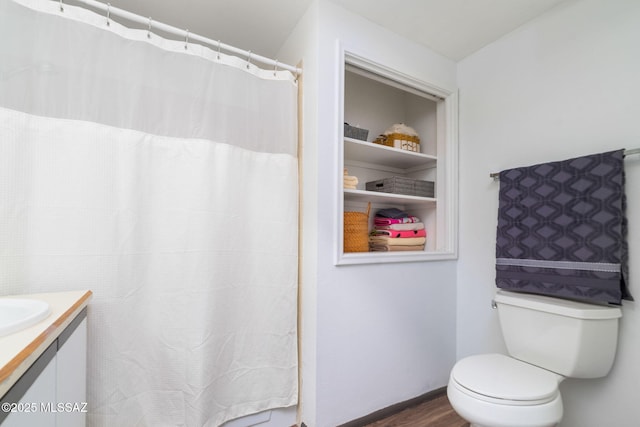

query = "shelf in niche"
[[340, 249, 456, 265], [344, 137, 437, 170], [344, 188, 436, 206]]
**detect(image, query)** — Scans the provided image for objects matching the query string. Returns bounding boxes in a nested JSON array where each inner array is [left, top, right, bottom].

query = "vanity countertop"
[[0, 290, 92, 397]]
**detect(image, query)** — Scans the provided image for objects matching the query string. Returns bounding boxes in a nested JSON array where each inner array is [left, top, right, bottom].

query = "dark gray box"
[[344, 123, 369, 141]]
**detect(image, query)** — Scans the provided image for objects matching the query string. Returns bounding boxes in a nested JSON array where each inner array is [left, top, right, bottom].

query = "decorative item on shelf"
[[369, 208, 426, 252], [343, 168, 359, 189], [344, 122, 369, 141], [366, 176, 434, 197], [373, 134, 394, 148], [344, 202, 371, 253], [373, 123, 420, 152]]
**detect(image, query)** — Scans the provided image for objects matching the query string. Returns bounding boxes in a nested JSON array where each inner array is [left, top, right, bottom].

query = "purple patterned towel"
[[495, 149, 632, 305]]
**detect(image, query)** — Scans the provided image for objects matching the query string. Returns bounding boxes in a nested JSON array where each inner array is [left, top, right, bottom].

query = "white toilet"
[[447, 290, 622, 427]]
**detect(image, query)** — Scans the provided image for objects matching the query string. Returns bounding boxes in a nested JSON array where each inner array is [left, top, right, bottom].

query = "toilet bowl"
[[447, 354, 563, 427], [447, 291, 622, 427]]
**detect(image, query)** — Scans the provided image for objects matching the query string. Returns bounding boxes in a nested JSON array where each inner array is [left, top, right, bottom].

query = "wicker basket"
[[344, 202, 371, 253], [366, 176, 435, 197], [373, 133, 421, 152]]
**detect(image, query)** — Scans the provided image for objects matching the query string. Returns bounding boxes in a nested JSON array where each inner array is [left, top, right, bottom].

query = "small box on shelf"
[[344, 123, 369, 141]]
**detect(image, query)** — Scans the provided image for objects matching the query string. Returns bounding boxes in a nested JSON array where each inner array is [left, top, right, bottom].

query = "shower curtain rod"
[[489, 147, 640, 180], [59, 0, 302, 75]]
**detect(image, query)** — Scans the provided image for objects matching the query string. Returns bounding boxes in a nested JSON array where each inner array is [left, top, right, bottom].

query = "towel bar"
[[489, 148, 640, 180]]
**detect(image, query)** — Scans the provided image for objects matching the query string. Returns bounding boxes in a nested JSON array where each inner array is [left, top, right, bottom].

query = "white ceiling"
[[100, 0, 568, 62], [330, 0, 569, 61]]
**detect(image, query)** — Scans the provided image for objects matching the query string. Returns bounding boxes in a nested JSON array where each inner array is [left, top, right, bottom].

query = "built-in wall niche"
[[336, 48, 458, 265]]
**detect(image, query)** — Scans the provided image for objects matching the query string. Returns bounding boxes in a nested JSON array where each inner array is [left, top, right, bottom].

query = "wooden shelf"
[[344, 138, 436, 170], [344, 188, 436, 206], [340, 250, 458, 265]]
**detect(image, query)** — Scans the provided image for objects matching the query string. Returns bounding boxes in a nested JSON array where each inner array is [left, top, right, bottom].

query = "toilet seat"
[[451, 353, 562, 405]]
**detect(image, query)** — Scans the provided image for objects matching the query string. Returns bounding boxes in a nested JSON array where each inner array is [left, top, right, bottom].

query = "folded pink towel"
[[374, 216, 420, 225], [375, 222, 424, 231], [371, 229, 427, 239]]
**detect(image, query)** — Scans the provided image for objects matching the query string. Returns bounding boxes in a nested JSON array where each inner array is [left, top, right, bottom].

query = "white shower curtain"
[[0, 1, 298, 426]]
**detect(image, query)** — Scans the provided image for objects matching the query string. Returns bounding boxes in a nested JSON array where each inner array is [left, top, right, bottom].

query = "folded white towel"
[[344, 176, 358, 184], [344, 173, 358, 189], [368, 236, 426, 246], [369, 244, 425, 252]]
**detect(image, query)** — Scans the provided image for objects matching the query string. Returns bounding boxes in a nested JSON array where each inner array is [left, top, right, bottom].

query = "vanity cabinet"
[[0, 310, 87, 427], [0, 346, 57, 427], [337, 49, 458, 265], [56, 316, 87, 427]]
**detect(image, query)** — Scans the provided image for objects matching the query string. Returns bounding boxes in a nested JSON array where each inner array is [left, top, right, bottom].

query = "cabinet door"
[[56, 318, 87, 427], [1, 350, 57, 427]]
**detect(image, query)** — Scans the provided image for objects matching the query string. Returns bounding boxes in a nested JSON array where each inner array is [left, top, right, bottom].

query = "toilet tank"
[[494, 290, 622, 378]]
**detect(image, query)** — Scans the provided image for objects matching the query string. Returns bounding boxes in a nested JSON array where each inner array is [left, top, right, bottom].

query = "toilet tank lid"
[[495, 291, 622, 320]]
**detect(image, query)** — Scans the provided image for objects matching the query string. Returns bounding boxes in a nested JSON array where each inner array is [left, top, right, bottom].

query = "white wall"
[[457, 1, 640, 426], [281, 1, 458, 426], [315, 4, 458, 426]]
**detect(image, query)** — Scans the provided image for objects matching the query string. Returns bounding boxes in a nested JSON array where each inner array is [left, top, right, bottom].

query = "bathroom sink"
[[0, 298, 51, 337]]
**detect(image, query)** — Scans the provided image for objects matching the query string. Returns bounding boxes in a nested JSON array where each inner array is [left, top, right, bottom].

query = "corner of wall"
[[278, 2, 321, 426]]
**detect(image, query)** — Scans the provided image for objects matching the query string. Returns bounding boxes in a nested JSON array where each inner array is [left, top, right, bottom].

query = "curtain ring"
[[273, 60, 279, 76], [246, 51, 252, 69], [184, 30, 189, 50], [59, 0, 64, 12], [106, 3, 111, 26], [217, 40, 221, 60], [147, 17, 152, 39]]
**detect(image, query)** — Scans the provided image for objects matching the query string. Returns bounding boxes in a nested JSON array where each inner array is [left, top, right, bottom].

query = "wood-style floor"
[[362, 394, 469, 427]]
